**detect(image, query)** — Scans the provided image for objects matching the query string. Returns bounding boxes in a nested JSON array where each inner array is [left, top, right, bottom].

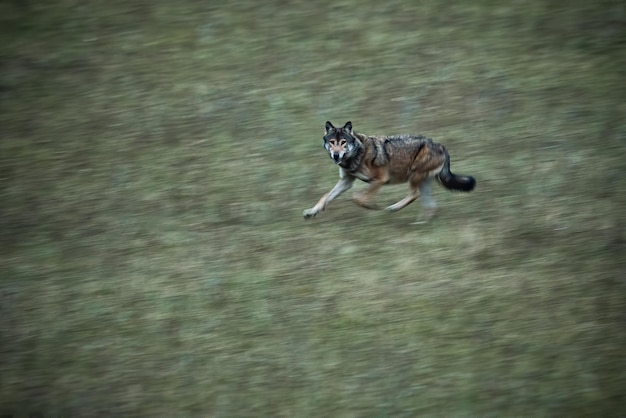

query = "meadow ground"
[[1, 0, 625, 415]]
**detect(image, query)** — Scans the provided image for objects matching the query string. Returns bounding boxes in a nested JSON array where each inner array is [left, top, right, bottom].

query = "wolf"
[[303, 121, 475, 221]]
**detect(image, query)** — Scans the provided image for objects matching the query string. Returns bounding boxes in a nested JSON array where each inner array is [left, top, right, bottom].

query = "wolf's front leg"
[[303, 176, 354, 219]]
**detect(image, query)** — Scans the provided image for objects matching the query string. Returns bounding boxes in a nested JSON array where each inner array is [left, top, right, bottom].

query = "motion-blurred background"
[[1, 0, 625, 415]]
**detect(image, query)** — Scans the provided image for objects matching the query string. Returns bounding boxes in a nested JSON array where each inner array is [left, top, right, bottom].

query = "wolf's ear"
[[342, 121, 353, 133], [325, 121, 335, 134]]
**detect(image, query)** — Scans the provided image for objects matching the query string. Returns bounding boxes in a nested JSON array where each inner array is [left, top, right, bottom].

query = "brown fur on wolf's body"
[[303, 121, 475, 220]]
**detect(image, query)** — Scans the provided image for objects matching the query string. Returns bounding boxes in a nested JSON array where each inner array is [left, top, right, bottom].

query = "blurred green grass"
[[1, 0, 625, 415]]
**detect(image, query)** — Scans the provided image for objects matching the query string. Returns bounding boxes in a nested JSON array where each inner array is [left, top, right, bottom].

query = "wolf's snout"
[[332, 152, 340, 162]]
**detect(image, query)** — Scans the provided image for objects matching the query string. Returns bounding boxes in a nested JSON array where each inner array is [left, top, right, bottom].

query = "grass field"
[[1, 0, 625, 415]]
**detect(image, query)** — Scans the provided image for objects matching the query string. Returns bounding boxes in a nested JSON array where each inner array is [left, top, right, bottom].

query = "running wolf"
[[303, 121, 475, 220]]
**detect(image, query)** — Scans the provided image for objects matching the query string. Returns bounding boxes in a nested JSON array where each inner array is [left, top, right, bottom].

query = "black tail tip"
[[438, 172, 476, 192], [443, 174, 476, 192], [465, 176, 476, 192]]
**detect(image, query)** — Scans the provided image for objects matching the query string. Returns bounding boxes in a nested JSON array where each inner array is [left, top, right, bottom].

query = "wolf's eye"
[[340, 140, 346, 146]]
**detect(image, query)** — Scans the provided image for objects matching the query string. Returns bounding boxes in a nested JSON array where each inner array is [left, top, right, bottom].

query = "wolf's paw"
[[303, 208, 318, 219], [384, 204, 401, 213], [423, 206, 438, 220], [353, 197, 380, 210], [411, 207, 438, 224]]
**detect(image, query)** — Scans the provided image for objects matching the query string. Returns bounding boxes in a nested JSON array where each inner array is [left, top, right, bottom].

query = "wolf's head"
[[323, 121, 358, 165]]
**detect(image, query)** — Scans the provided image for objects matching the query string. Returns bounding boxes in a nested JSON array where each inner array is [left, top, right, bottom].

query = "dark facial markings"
[[328, 139, 347, 147]]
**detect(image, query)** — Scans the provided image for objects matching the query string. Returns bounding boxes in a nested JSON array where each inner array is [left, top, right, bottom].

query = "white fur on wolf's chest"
[[340, 167, 371, 182]]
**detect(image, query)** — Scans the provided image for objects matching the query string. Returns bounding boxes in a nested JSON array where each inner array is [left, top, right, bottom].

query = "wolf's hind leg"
[[420, 177, 437, 210], [384, 187, 420, 212], [385, 174, 428, 213], [303, 176, 354, 219], [414, 177, 438, 222]]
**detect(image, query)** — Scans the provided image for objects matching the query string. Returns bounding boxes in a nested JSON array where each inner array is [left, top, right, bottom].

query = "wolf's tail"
[[437, 150, 476, 192]]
